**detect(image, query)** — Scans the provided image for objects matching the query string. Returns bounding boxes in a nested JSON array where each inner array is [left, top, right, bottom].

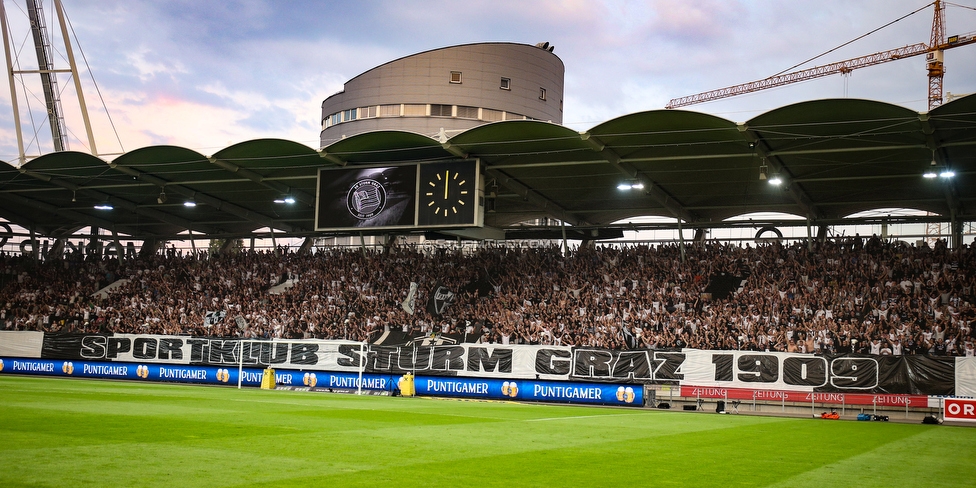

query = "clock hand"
[[444, 170, 449, 200]]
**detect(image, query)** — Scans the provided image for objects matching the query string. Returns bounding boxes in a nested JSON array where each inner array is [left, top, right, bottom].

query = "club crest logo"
[[216, 368, 230, 383], [62, 361, 74, 375], [346, 179, 387, 220], [616, 386, 636, 404], [136, 365, 150, 379], [501, 381, 518, 398], [428, 283, 456, 317], [303, 372, 317, 388], [0, 358, 4, 372]]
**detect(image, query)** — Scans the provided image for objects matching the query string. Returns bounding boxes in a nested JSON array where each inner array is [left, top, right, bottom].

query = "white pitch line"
[[526, 412, 646, 422]]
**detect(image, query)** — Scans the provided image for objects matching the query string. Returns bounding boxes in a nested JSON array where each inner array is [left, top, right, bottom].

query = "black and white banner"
[[1, 331, 972, 396], [203, 311, 226, 327], [426, 281, 455, 316], [32, 333, 564, 379]]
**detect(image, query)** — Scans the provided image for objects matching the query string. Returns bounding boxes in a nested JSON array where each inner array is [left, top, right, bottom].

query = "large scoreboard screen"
[[314, 160, 482, 231]]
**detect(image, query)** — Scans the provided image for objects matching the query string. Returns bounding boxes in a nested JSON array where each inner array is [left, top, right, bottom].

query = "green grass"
[[0, 376, 973, 487]]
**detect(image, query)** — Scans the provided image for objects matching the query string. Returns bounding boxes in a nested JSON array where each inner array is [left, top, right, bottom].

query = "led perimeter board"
[[315, 160, 482, 231]]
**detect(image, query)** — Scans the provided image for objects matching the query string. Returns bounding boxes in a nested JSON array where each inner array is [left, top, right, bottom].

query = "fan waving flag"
[[402, 282, 418, 315], [426, 281, 456, 316], [204, 311, 227, 327]]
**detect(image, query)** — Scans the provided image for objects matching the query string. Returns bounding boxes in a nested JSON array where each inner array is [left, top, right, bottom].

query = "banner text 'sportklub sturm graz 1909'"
[[2, 332, 966, 395]]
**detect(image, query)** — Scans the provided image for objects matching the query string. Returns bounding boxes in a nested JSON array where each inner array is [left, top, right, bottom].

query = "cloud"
[[125, 49, 188, 82], [0, 0, 973, 162], [646, 0, 744, 44]]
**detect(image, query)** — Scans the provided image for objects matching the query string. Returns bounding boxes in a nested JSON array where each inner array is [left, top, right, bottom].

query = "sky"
[[0, 0, 975, 163]]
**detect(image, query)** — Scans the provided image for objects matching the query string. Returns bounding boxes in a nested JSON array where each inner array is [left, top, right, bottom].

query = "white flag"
[[401, 282, 418, 315]]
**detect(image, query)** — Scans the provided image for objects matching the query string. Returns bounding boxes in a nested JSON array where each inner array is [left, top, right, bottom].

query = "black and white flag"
[[401, 282, 418, 315], [204, 311, 227, 327], [622, 325, 638, 349], [426, 281, 456, 316]]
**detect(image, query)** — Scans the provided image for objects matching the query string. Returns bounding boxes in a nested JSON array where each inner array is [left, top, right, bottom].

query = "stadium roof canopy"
[[1, 96, 975, 241]]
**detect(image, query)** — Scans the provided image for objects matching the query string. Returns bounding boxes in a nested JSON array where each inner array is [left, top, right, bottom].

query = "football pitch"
[[1, 376, 973, 487]]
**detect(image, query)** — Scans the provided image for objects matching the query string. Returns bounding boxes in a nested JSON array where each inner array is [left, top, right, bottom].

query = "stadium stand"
[[1, 236, 974, 356]]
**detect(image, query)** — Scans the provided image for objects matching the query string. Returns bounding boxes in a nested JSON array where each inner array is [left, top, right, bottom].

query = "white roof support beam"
[[0, 191, 146, 238], [581, 132, 696, 223], [485, 168, 590, 226], [18, 168, 222, 235], [738, 124, 821, 220], [208, 157, 315, 206], [107, 163, 301, 234]]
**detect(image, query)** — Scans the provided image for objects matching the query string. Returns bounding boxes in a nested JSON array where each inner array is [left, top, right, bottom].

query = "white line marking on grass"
[[526, 412, 647, 422], [221, 397, 516, 421]]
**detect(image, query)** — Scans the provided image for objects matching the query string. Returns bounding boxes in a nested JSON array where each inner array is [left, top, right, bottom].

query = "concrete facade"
[[320, 42, 564, 146]]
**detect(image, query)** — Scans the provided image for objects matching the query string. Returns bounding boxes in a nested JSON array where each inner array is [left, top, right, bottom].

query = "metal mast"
[[0, 0, 26, 165], [26, 0, 67, 151], [1, 0, 98, 164]]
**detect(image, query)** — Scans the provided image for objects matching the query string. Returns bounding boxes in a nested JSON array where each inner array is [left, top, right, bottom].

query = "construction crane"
[[666, 0, 976, 110]]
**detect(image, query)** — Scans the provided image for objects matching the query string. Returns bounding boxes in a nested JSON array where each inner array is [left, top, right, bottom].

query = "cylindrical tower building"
[[320, 42, 564, 146]]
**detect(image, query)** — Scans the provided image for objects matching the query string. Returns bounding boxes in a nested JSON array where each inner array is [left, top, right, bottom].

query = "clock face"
[[418, 161, 478, 226], [425, 169, 468, 217]]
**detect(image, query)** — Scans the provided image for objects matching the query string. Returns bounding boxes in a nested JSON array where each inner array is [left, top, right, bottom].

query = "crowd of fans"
[[1, 235, 974, 356]]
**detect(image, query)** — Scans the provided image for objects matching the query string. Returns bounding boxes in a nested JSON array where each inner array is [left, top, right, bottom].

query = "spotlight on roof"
[[617, 181, 644, 191], [284, 196, 296, 204], [768, 176, 783, 186], [923, 170, 938, 178], [183, 201, 197, 207], [939, 170, 955, 178], [94, 203, 113, 210]]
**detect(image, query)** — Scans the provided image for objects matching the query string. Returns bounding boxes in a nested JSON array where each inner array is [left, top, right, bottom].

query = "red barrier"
[[679, 385, 928, 407]]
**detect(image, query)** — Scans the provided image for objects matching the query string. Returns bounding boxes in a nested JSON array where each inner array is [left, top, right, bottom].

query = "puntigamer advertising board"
[[0, 356, 643, 407]]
